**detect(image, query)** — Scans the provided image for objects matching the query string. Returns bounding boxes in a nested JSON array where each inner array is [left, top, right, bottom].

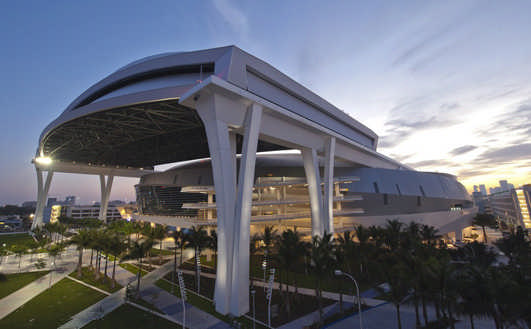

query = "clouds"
[[212, 0, 249, 40], [475, 143, 531, 165], [379, 114, 457, 148], [449, 145, 477, 156]]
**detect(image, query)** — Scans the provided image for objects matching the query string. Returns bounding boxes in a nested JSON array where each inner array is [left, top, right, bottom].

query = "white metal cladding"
[[341, 167, 471, 200], [139, 155, 470, 201]]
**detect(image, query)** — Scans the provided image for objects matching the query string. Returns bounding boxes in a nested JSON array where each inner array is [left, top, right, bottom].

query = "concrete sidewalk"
[[325, 302, 497, 329], [0, 263, 76, 320], [58, 261, 175, 329], [141, 284, 231, 329]]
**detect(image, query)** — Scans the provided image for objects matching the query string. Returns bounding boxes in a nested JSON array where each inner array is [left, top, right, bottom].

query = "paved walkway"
[[0, 262, 76, 320], [141, 284, 231, 329], [325, 302, 497, 329]]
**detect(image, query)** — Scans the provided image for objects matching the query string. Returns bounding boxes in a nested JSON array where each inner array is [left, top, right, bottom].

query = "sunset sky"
[[0, 1, 530, 205]]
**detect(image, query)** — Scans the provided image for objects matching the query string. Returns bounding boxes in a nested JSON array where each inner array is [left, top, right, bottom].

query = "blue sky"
[[1, 0, 530, 205]]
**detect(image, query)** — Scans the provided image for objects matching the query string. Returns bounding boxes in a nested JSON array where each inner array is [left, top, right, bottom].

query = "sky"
[[0, 0, 530, 205]]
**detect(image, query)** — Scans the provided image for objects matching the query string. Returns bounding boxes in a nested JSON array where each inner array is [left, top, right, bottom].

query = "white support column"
[[32, 167, 54, 229], [230, 103, 262, 316], [196, 93, 237, 315], [323, 136, 336, 235], [302, 147, 324, 237], [98, 175, 114, 222]]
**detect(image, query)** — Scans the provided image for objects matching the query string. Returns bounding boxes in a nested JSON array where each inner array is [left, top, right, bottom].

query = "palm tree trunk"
[[159, 240, 163, 263], [414, 291, 420, 327], [104, 254, 109, 280], [317, 279, 323, 327], [77, 248, 83, 276], [136, 257, 142, 297], [422, 295, 429, 325], [111, 257, 116, 288], [482, 226, 488, 243], [90, 249, 94, 268], [396, 304, 402, 329]]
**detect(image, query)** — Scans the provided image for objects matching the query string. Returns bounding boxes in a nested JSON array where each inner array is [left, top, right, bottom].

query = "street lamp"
[[335, 270, 363, 329]]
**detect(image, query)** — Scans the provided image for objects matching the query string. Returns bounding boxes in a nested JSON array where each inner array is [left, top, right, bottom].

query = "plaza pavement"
[[325, 302, 497, 329]]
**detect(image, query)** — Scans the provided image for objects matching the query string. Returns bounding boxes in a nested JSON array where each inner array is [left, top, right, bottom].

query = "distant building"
[[489, 184, 531, 230], [472, 191, 488, 213], [479, 184, 487, 196], [48, 204, 125, 223], [500, 180, 509, 192], [473, 185, 479, 193], [22, 201, 37, 208], [0, 215, 22, 232]]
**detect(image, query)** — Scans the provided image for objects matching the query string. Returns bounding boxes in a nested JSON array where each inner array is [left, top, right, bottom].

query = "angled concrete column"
[[196, 93, 237, 315], [230, 103, 262, 315], [98, 175, 114, 222], [32, 167, 54, 229], [323, 137, 336, 235], [302, 147, 324, 237]]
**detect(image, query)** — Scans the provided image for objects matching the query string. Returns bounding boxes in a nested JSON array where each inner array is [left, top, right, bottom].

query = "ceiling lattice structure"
[[41, 100, 284, 168]]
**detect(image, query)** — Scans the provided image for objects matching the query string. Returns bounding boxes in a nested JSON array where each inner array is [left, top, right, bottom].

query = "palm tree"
[[376, 254, 411, 329], [277, 228, 304, 318], [108, 234, 126, 288], [186, 226, 209, 293], [152, 225, 166, 263], [70, 229, 92, 276], [126, 240, 152, 297], [420, 224, 441, 246], [172, 229, 187, 267], [384, 219, 404, 250], [208, 229, 217, 268], [472, 213, 497, 243], [308, 232, 336, 327], [354, 225, 370, 268]]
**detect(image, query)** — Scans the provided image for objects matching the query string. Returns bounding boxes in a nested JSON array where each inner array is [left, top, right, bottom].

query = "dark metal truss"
[[41, 100, 284, 168]]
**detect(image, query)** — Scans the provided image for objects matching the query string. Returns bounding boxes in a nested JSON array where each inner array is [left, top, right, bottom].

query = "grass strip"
[[83, 303, 182, 329], [0, 270, 49, 299], [0, 278, 105, 329]]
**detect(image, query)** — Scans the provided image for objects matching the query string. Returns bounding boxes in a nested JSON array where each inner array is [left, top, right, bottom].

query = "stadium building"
[[32, 46, 475, 316]]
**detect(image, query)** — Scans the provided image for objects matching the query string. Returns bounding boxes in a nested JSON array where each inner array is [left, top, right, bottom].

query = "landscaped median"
[[0, 277, 106, 329]]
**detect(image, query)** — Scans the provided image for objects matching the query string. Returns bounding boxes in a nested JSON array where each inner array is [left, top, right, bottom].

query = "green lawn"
[[119, 263, 148, 277], [0, 278, 106, 329], [0, 233, 35, 248], [71, 267, 122, 293], [0, 270, 49, 299], [84, 304, 182, 329]]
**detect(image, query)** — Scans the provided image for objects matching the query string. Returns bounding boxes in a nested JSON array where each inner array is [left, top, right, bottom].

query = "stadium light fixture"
[[35, 156, 52, 165]]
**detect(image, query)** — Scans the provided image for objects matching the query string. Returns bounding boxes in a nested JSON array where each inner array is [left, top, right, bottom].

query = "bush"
[[0, 272, 7, 282]]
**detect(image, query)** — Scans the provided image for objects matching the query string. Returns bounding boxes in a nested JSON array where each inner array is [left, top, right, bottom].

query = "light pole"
[[251, 289, 256, 329], [335, 270, 363, 329]]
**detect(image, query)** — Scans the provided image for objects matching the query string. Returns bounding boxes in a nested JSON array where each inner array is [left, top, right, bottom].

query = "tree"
[[70, 229, 92, 276], [172, 229, 187, 266], [186, 226, 209, 293], [376, 254, 411, 329], [125, 240, 152, 296], [108, 234, 126, 288], [208, 229, 218, 269], [277, 228, 304, 318], [308, 233, 336, 327], [472, 213, 497, 243]]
